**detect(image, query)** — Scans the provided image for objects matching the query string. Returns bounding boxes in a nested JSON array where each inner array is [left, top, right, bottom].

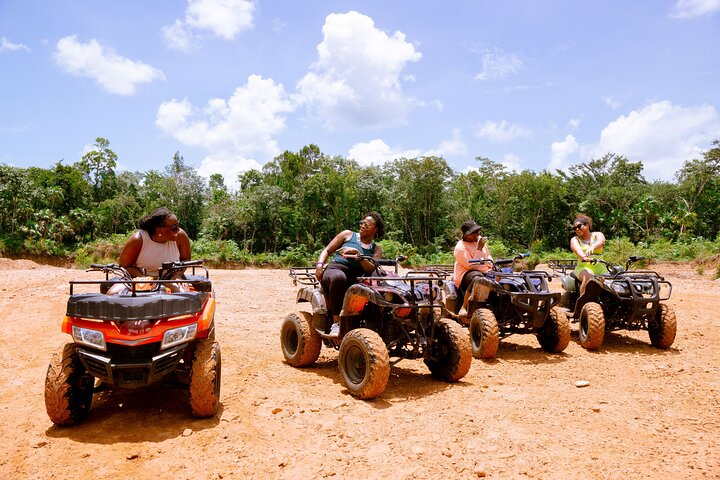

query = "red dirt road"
[[0, 259, 718, 479]]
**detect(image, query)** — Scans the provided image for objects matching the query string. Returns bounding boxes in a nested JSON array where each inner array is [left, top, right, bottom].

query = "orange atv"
[[44, 260, 220, 426]]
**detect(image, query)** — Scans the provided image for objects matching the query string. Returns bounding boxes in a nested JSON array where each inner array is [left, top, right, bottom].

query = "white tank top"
[[135, 229, 180, 276]]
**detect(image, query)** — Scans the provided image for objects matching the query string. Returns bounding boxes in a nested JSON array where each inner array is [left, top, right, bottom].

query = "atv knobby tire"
[[579, 302, 605, 350], [648, 303, 677, 349], [424, 319, 472, 382], [469, 308, 500, 359], [537, 307, 571, 353], [338, 328, 390, 400], [44, 343, 94, 426], [280, 313, 322, 367], [189, 339, 221, 417]]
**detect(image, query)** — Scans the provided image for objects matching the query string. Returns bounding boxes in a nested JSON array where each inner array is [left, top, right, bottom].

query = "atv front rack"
[[289, 266, 320, 287], [547, 259, 577, 275]]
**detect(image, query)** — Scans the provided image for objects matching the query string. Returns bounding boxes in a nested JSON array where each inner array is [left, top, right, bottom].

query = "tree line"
[[1, 138, 718, 263]]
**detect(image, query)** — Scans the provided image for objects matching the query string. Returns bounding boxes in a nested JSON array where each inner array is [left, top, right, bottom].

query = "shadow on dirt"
[[568, 329, 681, 355], [484, 341, 571, 364], [288, 358, 469, 406], [45, 382, 221, 443]]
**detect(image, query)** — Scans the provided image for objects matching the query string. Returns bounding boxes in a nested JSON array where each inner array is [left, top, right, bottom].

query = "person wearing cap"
[[453, 220, 492, 293], [570, 213, 607, 294]]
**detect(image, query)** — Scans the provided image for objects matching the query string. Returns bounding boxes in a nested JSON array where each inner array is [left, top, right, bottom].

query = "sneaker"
[[329, 323, 340, 337]]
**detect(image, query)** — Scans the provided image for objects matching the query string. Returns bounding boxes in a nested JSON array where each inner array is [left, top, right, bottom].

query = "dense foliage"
[[2, 137, 719, 267]]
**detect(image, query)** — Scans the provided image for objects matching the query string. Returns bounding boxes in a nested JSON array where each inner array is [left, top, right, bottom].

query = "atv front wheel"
[[424, 319, 472, 382], [469, 308, 499, 359], [44, 343, 95, 426], [280, 313, 322, 367], [537, 307, 570, 353], [338, 328, 390, 399], [189, 339, 221, 417], [579, 302, 605, 350], [648, 304, 677, 349]]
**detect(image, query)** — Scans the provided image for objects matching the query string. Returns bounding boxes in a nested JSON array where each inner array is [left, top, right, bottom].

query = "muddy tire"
[[280, 313, 322, 367], [579, 302, 605, 350], [189, 339, 221, 417], [469, 308, 500, 359], [649, 304, 677, 349], [537, 307, 571, 353], [424, 319, 472, 382], [44, 343, 95, 426], [338, 328, 390, 400]]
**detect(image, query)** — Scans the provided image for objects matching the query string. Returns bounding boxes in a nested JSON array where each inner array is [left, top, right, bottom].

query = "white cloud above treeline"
[[296, 11, 422, 129], [163, 0, 255, 51], [348, 129, 466, 166], [474, 46, 523, 81], [475, 120, 531, 142], [549, 101, 720, 180], [53, 35, 164, 95], [156, 74, 294, 185]]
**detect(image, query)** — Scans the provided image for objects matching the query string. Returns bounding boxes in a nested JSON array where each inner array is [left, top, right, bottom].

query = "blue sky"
[[1, 0, 719, 187]]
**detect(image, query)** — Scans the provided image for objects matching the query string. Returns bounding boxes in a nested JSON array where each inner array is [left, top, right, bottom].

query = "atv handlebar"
[[469, 252, 529, 271]]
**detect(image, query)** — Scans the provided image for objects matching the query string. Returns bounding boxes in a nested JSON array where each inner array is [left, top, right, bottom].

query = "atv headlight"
[[72, 325, 106, 351], [609, 281, 629, 295], [161, 323, 198, 350]]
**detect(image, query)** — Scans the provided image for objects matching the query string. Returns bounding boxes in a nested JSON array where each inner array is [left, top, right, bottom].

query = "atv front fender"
[[296, 286, 327, 316], [573, 278, 619, 318]]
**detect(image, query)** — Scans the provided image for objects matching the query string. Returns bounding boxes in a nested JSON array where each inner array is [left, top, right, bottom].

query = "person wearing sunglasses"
[[314, 212, 385, 337], [117, 206, 191, 278], [570, 213, 607, 294]]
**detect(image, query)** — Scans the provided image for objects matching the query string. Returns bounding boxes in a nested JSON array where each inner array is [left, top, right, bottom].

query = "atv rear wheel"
[[579, 302, 605, 350], [469, 308, 499, 359], [424, 319, 472, 382], [648, 304, 677, 349], [189, 339, 221, 417], [44, 343, 94, 426], [537, 307, 570, 353], [338, 328, 390, 399], [280, 313, 322, 367]]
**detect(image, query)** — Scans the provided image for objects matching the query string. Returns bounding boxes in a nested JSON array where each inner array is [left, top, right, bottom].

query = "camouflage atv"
[[549, 256, 676, 350]]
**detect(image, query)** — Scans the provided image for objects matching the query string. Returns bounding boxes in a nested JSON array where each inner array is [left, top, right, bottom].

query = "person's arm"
[[118, 231, 144, 277], [177, 229, 192, 261], [359, 243, 384, 274], [315, 230, 353, 279]]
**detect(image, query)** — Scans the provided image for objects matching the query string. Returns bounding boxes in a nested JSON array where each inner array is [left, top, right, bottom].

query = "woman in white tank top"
[[117, 207, 192, 277]]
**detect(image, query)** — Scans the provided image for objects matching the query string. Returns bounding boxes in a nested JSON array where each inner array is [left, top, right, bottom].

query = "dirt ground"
[[0, 259, 718, 480]]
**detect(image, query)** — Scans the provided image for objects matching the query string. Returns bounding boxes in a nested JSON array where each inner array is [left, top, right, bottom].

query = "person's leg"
[[459, 271, 485, 313], [321, 265, 351, 334], [579, 270, 593, 295]]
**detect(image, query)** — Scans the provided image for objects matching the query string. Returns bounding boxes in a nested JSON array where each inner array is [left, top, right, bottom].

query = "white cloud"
[[163, 0, 255, 51], [549, 134, 579, 172], [156, 74, 294, 171], [0, 36, 30, 53], [602, 95, 621, 110], [501, 153, 523, 173], [669, 0, 720, 18], [547, 101, 720, 179], [474, 46, 522, 81], [348, 139, 421, 166], [296, 11, 422, 129], [593, 100, 720, 179], [197, 153, 262, 190], [475, 120, 531, 142], [53, 35, 164, 95], [566, 118, 582, 131], [348, 129, 466, 166]]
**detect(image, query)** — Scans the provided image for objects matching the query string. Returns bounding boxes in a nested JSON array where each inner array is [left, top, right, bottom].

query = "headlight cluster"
[[72, 325, 106, 351], [609, 281, 630, 295], [161, 323, 198, 350]]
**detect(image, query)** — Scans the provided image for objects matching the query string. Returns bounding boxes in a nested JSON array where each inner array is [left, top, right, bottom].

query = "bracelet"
[[315, 261, 324, 268]]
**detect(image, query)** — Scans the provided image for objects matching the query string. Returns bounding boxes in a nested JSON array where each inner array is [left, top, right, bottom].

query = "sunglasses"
[[359, 220, 375, 228], [572, 224, 584, 230], [166, 223, 180, 232]]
